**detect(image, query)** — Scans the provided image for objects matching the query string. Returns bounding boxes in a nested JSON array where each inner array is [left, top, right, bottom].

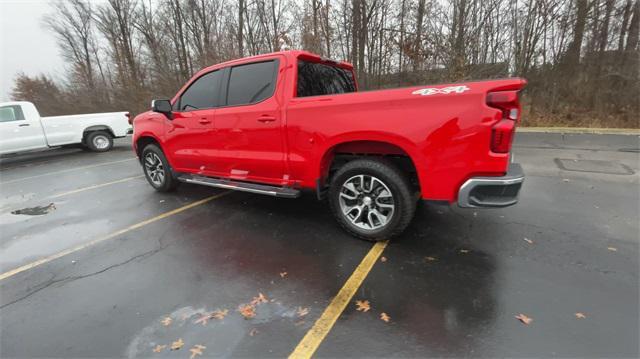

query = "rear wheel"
[[141, 144, 179, 192], [329, 158, 416, 241], [85, 131, 113, 152]]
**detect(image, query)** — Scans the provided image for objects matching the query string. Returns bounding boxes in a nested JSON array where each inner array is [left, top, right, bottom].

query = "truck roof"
[[0, 101, 33, 107], [199, 50, 354, 75]]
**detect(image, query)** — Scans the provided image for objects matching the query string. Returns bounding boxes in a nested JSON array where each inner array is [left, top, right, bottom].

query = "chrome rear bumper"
[[458, 163, 524, 208]]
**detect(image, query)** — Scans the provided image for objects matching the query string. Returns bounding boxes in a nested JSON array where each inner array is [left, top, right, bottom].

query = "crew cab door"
[[164, 69, 223, 173], [212, 58, 286, 184], [0, 104, 47, 154]]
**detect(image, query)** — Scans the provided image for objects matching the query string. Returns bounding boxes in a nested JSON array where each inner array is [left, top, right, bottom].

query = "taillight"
[[491, 119, 515, 153], [487, 90, 520, 153], [126, 112, 132, 125]]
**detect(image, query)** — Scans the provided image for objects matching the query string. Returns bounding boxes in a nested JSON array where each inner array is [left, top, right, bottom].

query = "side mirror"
[[151, 99, 173, 119]]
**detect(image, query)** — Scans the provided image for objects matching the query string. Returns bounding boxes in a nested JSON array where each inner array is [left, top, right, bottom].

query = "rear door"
[[0, 104, 47, 154], [211, 58, 286, 184], [164, 69, 223, 172]]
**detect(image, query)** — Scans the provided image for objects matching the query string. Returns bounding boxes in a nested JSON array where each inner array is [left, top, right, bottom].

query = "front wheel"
[[141, 144, 179, 192], [328, 158, 416, 241]]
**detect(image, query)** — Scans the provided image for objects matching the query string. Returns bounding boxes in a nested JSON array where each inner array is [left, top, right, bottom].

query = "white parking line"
[[0, 158, 137, 185]]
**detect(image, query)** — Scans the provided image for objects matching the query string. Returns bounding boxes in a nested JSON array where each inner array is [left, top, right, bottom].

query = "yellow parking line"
[[0, 191, 230, 281], [289, 240, 388, 359], [0, 158, 137, 185], [47, 175, 144, 199]]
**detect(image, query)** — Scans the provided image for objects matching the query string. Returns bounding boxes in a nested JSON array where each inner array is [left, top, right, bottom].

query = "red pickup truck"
[[132, 50, 525, 241]]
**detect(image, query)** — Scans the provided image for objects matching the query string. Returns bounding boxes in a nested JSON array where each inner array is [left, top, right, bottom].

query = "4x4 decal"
[[412, 85, 470, 96]]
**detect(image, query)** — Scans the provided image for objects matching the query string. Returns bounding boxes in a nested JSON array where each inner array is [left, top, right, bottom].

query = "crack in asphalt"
[[0, 245, 166, 310]]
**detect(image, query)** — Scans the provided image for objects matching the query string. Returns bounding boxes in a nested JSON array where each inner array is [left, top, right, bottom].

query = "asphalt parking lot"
[[1, 132, 638, 358]]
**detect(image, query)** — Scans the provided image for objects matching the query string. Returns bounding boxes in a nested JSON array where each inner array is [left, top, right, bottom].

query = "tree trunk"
[[238, 0, 244, 57], [565, 0, 588, 67], [625, 0, 639, 52]]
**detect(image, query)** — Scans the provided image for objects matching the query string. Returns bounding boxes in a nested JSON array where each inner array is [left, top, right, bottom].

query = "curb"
[[517, 127, 640, 135]]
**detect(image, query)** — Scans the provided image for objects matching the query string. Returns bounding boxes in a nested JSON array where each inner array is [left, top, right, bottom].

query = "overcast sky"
[[0, 0, 63, 102]]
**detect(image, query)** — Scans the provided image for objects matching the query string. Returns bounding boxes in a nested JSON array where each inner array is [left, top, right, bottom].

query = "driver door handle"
[[198, 119, 211, 124], [19, 124, 30, 127], [257, 116, 276, 123]]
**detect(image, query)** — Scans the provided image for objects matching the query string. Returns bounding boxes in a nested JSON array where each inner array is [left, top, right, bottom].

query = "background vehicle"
[[132, 50, 526, 240], [0, 101, 131, 155]]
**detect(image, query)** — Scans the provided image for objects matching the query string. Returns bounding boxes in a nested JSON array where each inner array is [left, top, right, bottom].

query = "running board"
[[178, 174, 300, 198]]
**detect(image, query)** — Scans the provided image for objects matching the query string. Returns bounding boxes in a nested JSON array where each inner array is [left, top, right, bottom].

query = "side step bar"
[[177, 174, 301, 198]]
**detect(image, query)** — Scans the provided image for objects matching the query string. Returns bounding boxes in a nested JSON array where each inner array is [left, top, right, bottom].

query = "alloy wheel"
[[338, 174, 395, 230]]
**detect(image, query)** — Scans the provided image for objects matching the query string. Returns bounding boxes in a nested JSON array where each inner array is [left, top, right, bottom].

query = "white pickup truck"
[[0, 101, 131, 156]]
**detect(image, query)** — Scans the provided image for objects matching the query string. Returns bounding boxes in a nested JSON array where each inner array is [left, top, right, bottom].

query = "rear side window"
[[297, 60, 356, 97], [0, 105, 25, 122], [226, 60, 278, 106], [178, 70, 222, 111]]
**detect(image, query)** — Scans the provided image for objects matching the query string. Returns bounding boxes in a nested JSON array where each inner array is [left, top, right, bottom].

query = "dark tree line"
[[11, 0, 640, 127]]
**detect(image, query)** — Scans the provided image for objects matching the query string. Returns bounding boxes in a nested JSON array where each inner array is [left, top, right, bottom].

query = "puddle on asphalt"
[[126, 301, 308, 358], [11, 203, 56, 216]]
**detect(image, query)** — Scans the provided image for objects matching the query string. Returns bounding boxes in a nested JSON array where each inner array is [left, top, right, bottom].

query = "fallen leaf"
[[251, 292, 268, 306], [295, 320, 306, 326], [355, 300, 371, 312], [152, 344, 166, 353], [161, 317, 173, 326], [189, 344, 206, 359], [425, 256, 437, 261], [607, 247, 617, 252], [194, 313, 211, 326], [515, 313, 533, 325], [211, 309, 228, 320], [279, 271, 288, 278], [459, 249, 470, 253], [170, 338, 185, 351], [524, 238, 534, 244], [380, 256, 387, 263], [249, 328, 259, 336], [296, 307, 309, 317], [239, 304, 256, 319], [380, 312, 391, 322], [575, 312, 587, 319]]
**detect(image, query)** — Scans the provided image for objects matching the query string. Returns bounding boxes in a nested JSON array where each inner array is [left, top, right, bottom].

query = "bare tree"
[[13, 0, 638, 127]]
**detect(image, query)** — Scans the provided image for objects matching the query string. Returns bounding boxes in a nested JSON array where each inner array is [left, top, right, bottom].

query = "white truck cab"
[[0, 101, 131, 155]]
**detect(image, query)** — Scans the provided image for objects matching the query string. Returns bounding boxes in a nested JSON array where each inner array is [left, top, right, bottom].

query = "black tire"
[[141, 144, 179, 192], [85, 131, 113, 152], [328, 158, 416, 241]]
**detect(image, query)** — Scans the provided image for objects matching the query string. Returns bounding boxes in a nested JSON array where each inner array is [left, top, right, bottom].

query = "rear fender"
[[83, 125, 115, 142], [316, 133, 427, 190]]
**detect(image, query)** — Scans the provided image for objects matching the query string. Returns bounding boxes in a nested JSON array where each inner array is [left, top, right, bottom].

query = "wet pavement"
[[0, 133, 638, 358]]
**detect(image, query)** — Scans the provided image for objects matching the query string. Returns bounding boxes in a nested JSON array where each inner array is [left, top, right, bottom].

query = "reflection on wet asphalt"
[[0, 134, 638, 358]]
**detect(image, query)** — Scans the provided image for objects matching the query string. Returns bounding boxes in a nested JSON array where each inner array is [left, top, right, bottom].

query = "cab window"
[[225, 60, 278, 106], [177, 70, 223, 111], [296, 60, 356, 97], [0, 105, 25, 122]]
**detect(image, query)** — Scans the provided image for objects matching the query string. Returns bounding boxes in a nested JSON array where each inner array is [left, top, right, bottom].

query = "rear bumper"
[[458, 163, 524, 208]]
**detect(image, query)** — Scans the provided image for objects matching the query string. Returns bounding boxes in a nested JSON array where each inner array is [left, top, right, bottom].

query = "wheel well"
[[321, 141, 420, 194], [135, 136, 160, 158], [82, 126, 115, 143]]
